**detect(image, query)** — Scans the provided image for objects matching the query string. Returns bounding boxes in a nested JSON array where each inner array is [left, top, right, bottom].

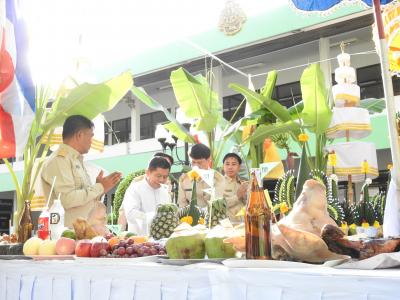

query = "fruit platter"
[[17, 230, 165, 260]]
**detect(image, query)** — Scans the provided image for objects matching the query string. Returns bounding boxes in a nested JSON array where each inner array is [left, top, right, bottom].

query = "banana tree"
[[2, 72, 133, 234], [227, 70, 302, 170], [170, 67, 227, 165], [132, 66, 239, 168], [227, 63, 386, 195]]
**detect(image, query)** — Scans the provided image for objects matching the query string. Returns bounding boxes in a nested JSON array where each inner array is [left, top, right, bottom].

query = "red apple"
[[90, 242, 110, 258], [56, 237, 76, 255], [75, 239, 92, 257]]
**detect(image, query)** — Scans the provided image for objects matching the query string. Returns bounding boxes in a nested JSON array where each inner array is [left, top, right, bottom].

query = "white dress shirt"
[[122, 177, 170, 235]]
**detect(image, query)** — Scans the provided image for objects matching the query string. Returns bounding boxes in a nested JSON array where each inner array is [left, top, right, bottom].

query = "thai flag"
[[0, 0, 35, 159]]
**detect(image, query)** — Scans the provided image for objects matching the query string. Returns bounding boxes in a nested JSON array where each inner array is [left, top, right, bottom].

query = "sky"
[[22, 0, 287, 88]]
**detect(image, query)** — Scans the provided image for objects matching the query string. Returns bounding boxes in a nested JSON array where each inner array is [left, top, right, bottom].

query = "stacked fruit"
[[108, 239, 166, 258], [20, 228, 166, 258]]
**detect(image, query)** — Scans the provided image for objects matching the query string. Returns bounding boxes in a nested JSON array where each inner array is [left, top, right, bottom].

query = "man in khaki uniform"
[[178, 144, 225, 208], [42, 115, 121, 228], [222, 153, 248, 223]]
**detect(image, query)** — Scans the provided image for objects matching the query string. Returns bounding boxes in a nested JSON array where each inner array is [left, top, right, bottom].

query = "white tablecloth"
[[0, 259, 212, 300], [1, 259, 400, 300], [210, 267, 400, 300]]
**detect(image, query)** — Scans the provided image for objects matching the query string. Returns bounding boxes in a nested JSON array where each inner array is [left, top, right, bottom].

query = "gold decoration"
[[328, 151, 337, 167], [361, 160, 369, 173], [218, 0, 246, 36]]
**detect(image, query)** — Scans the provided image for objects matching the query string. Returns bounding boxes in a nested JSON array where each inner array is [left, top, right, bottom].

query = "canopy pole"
[[373, 0, 400, 187]]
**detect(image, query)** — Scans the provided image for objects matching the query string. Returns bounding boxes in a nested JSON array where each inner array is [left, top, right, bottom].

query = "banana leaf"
[[229, 83, 292, 123], [130, 85, 196, 144], [295, 144, 311, 199], [359, 98, 386, 114], [44, 72, 133, 130], [300, 64, 332, 134], [260, 70, 278, 99], [287, 100, 304, 117], [223, 108, 275, 139], [170, 68, 221, 132], [246, 121, 300, 145]]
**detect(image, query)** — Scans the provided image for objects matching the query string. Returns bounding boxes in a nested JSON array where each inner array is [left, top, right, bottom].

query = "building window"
[[223, 94, 245, 122], [111, 118, 131, 144], [104, 122, 111, 146], [274, 81, 302, 108], [357, 64, 384, 99], [356, 64, 400, 99], [140, 111, 168, 140]]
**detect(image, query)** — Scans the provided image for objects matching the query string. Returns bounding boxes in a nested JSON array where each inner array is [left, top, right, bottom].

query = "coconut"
[[205, 219, 237, 258], [165, 223, 205, 259]]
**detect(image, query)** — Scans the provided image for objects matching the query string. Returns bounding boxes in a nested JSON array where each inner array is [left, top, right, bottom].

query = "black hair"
[[223, 153, 242, 165], [62, 115, 94, 140], [148, 156, 171, 171], [189, 143, 210, 160], [153, 152, 174, 165]]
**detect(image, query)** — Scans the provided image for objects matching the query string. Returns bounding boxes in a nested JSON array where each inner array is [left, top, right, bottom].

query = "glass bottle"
[[17, 200, 33, 243], [245, 172, 272, 259]]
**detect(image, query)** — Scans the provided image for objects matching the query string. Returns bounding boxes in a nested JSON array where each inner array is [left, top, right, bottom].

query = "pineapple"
[[150, 204, 179, 240], [207, 198, 227, 227]]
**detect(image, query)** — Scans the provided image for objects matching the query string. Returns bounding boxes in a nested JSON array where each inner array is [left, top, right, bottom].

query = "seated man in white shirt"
[[121, 157, 171, 235]]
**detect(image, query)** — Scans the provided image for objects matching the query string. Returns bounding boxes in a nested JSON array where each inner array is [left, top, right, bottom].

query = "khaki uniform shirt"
[[224, 176, 247, 223], [41, 144, 104, 228], [178, 170, 225, 208]]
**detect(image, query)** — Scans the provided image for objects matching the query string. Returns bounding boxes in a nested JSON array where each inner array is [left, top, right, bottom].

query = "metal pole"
[[373, 0, 400, 187], [184, 142, 189, 166]]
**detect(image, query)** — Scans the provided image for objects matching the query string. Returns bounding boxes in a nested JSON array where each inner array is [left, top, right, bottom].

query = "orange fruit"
[[108, 237, 120, 248], [131, 236, 148, 244]]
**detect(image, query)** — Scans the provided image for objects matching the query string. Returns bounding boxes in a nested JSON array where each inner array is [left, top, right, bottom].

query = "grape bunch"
[[105, 238, 166, 258]]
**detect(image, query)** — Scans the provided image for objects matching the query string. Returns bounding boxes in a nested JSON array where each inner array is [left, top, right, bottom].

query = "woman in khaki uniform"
[[222, 153, 248, 223]]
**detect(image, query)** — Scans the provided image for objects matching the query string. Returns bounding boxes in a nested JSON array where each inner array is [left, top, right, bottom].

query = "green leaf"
[[260, 70, 278, 99], [229, 83, 292, 123], [359, 98, 385, 114], [295, 144, 311, 199], [170, 68, 221, 132], [130, 85, 195, 144], [45, 72, 133, 129], [223, 108, 271, 139], [300, 64, 332, 134], [163, 122, 195, 143], [287, 101, 304, 117], [246, 121, 300, 145]]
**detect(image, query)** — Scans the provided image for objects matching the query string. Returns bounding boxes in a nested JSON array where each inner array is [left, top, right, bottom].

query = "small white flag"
[[259, 162, 280, 178], [198, 169, 215, 188]]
